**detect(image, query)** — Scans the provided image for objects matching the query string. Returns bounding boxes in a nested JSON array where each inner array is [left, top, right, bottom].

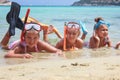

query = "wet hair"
[[94, 17, 104, 23], [94, 17, 104, 30]]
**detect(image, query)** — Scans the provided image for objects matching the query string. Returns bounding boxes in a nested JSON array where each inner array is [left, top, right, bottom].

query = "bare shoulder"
[[37, 40, 60, 52], [13, 45, 25, 54], [76, 38, 84, 48], [55, 39, 64, 48], [77, 38, 84, 44], [37, 40, 51, 47]]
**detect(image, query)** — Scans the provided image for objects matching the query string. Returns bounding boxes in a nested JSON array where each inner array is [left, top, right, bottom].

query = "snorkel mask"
[[21, 23, 41, 42], [63, 22, 80, 51], [94, 20, 110, 30]]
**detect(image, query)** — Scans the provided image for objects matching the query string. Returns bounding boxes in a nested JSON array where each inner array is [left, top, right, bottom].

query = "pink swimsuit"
[[9, 40, 39, 53]]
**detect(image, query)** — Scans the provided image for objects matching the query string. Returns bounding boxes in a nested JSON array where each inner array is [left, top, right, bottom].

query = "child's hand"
[[47, 25, 54, 34], [104, 36, 110, 43], [115, 41, 120, 49], [93, 31, 100, 43], [23, 53, 33, 58], [56, 49, 62, 55], [56, 49, 65, 57]]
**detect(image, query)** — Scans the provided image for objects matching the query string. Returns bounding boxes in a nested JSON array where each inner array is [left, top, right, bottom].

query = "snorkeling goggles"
[[66, 22, 80, 29], [63, 21, 88, 51], [21, 23, 41, 42], [94, 20, 110, 30], [66, 21, 88, 35], [63, 22, 80, 51], [24, 23, 41, 32]]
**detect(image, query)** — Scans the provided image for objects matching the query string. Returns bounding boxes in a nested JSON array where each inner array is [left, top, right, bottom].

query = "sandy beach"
[[0, 55, 120, 80], [0, 5, 120, 80]]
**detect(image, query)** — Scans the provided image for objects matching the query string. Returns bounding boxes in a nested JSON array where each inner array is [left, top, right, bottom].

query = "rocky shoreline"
[[1, 0, 120, 6], [72, 0, 120, 6]]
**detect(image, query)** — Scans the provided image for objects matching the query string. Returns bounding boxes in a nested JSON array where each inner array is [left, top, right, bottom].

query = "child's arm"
[[76, 38, 84, 49], [107, 41, 112, 47], [0, 31, 11, 49], [42, 25, 62, 42], [43, 30, 48, 42], [4, 47, 33, 58], [89, 32, 100, 48], [81, 34, 87, 40], [47, 25, 63, 38], [39, 40, 63, 55], [55, 39, 63, 50], [79, 21, 88, 40], [115, 41, 120, 49], [105, 36, 112, 47]]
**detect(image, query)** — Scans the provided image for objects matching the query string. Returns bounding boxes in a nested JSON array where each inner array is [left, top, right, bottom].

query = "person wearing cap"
[[89, 17, 112, 48]]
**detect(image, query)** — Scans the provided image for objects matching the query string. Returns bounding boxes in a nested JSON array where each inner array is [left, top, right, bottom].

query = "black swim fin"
[[6, 2, 23, 36], [16, 18, 24, 30], [6, 15, 24, 30]]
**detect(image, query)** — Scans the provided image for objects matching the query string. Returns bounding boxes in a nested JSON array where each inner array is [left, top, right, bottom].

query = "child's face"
[[66, 28, 80, 44], [25, 30, 39, 48], [96, 25, 108, 38]]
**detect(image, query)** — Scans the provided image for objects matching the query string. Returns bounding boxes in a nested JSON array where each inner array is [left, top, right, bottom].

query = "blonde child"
[[1, 23, 62, 58], [55, 21, 87, 51], [22, 16, 63, 42], [89, 17, 112, 48]]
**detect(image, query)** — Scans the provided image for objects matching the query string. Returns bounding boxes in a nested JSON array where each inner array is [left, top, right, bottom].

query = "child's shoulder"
[[75, 38, 84, 48], [77, 38, 83, 43], [55, 39, 64, 48], [38, 40, 49, 45]]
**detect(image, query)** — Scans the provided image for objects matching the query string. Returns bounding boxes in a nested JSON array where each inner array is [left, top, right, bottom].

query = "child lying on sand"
[[56, 21, 88, 51], [89, 17, 112, 48], [1, 23, 62, 58]]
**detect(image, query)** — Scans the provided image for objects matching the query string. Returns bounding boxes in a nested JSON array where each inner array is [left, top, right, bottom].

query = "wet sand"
[[0, 49, 120, 80]]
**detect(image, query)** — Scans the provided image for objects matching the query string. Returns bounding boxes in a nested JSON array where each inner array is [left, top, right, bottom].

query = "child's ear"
[[47, 25, 54, 34]]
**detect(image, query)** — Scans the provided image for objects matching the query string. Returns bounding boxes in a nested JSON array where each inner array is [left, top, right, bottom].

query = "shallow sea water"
[[0, 6, 120, 66]]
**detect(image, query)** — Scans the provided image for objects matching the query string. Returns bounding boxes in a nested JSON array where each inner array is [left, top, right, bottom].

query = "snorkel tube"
[[63, 22, 67, 51], [20, 8, 30, 42], [24, 9, 30, 25]]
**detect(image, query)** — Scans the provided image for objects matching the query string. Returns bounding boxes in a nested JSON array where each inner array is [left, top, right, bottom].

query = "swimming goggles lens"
[[25, 23, 41, 31], [67, 22, 80, 29]]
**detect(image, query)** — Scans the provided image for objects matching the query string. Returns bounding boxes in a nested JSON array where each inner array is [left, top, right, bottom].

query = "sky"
[[10, 0, 79, 6]]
